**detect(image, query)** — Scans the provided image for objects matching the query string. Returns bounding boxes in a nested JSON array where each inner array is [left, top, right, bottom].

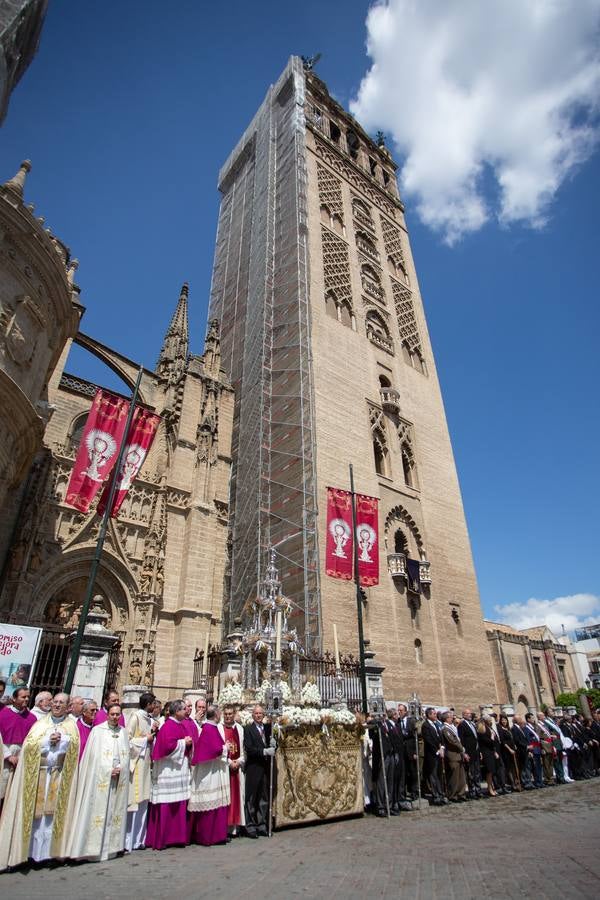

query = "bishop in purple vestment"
[[188, 705, 230, 846], [0, 688, 36, 804], [145, 701, 193, 850]]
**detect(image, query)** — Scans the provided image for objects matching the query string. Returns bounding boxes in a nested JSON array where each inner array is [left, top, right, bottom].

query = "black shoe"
[[246, 832, 259, 839]]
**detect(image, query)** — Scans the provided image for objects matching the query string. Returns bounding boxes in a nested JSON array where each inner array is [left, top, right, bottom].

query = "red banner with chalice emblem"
[[355, 493, 379, 587], [65, 390, 130, 513], [325, 487, 353, 581], [97, 406, 161, 517]]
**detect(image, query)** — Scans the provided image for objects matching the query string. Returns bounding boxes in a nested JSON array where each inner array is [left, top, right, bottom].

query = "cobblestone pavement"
[[2, 779, 599, 900]]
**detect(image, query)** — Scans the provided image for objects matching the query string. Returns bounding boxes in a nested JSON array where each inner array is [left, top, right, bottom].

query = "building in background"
[[208, 55, 497, 706], [485, 621, 581, 712], [0, 160, 81, 552], [0, 197, 233, 697], [0, 0, 47, 125], [566, 626, 600, 689]]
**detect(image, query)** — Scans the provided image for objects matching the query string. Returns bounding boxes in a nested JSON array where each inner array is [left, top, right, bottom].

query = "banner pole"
[[64, 367, 143, 694], [349, 463, 368, 715]]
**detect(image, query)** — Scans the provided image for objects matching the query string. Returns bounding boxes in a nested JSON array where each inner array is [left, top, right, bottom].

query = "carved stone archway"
[[383, 504, 425, 557]]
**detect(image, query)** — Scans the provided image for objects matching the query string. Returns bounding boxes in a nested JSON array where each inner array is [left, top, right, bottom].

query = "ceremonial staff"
[[377, 723, 391, 818], [64, 367, 143, 694]]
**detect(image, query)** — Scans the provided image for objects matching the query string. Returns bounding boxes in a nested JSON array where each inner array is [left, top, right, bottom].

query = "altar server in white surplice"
[[0, 693, 79, 871], [125, 691, 157, 852], [68, 704, 130, 862]]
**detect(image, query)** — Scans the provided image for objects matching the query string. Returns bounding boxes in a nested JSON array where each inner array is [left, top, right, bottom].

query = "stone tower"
[[208, 56, 495, 706]]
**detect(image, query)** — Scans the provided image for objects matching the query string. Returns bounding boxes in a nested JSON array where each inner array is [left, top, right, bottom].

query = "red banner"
[[65, 390, 130, 513], [356, 493, 379, 586], [97, 406, 160, 517], [325, 488, 379, 586], [325, 487, 353, 581]]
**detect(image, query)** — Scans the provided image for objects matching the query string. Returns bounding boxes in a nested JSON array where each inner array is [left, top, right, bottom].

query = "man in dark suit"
[[243, 704, 274, 837], [370, 712, 395, 816], [397, 703, 419, 799], [422, 707, 447, 805], [511, 715, 534, 788], [458, 708, 483, 798]]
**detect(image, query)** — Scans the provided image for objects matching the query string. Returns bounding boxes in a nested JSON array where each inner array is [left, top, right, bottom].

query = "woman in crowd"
[[477, 716, 499, 797], [498, 713, 520, 791]]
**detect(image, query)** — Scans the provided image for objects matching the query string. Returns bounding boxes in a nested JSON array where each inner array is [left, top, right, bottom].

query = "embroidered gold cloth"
[[274, 724, 363, 828]]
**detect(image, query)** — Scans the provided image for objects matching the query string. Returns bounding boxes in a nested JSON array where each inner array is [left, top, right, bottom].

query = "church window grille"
[[380, 216, 407, 281], [392, 279, 425, 371], [321, 225, 353, 310], [317, 164, 344, 220]]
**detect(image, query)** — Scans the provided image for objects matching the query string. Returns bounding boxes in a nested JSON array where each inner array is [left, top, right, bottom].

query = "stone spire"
[[3, 160, 32, 198], [156, 282, 189, 382]]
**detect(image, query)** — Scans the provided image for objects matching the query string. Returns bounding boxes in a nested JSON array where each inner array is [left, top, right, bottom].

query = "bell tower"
[[209, 56, 496, 706]]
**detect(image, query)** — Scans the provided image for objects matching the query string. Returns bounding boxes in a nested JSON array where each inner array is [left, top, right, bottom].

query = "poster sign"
[[0, 624, 43, 693]]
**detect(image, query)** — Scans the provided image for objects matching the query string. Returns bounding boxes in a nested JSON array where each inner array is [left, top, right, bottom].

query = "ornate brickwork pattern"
[[317, 164, 343, 218], [380, 216, 406, 271], [313, 136, 397, 218], [321, 226, 352, 305], [391, 278, 423, 355]]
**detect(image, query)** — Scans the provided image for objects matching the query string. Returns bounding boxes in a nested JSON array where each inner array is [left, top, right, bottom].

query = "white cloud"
[[350, 0, 600, 243], [493, 593, 600, 633]]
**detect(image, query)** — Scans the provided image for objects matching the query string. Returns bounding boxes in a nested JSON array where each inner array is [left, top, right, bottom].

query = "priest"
[[125, 691, 157, 852], [188, 705, 230, 846], [0, 693, 79, 870], [94, 690, 126, 727], [219, 704, 246, 838], [77, 700, 98, 759], [68, 703, 130, 862], [145, 699, 193, 850], [0, 687, 36, 809]]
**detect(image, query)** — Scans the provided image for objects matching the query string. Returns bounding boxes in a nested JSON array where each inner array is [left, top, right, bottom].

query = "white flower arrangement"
[[300, 680, 322, 707], [255, 678, 292, 705], [217, 679, 243, 706], [278, 705, 357, 728], [238, 708, 253, 727]]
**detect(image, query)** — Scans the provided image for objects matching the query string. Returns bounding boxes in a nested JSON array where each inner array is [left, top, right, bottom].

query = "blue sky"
[[1, 1, 598, 631]]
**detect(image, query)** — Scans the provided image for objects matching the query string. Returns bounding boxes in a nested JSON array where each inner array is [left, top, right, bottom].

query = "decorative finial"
[[376, 131, 386, 149], [180, 281, 189, 298], [4, 160, 32, 198], [302, 53, 322, 71]]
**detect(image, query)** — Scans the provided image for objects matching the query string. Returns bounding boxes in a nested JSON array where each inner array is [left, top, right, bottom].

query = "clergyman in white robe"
[[125, 696, 156, 851], [0, 699, 79, 870], [68, 717, 130, 862]]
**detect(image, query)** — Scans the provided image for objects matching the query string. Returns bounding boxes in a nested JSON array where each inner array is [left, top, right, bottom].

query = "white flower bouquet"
[[217, 678, 243, 706], [299, 679, 322, 707], [255, 678, 292, 705]]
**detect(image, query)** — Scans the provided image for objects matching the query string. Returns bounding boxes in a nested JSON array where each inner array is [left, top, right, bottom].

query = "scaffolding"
[[208, 57, 321, 652]]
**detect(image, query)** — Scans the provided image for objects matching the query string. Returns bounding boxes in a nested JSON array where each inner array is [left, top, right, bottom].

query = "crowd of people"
[[0, 686, 276, 871], [0, 683, 598, 873], [366, 703, 600, 815]]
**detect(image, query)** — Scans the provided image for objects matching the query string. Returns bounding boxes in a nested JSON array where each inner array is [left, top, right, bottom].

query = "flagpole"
[[349, 463, 368, 715], [64, 367, 143, 694]]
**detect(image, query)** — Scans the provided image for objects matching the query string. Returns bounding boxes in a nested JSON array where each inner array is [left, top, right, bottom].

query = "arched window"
[[356, 231, 380, 263], [352, 198, 374, 231], [401, 342, 413, 366], [402, 446, 415, 488], [366, 310, 393, 353], [372, 428, 388, 477], [339, 301, 354, 329], [68, 413, 88, 454], [394, 528, 407, 554], [324, 289, 338, 321], [414, 639, 423, 665], [379, 374, 391, 389], [361, 264, 384, 303], [331, 214, 344, 236], [320, 204, 331, 227], [346, 129, 360, 160]]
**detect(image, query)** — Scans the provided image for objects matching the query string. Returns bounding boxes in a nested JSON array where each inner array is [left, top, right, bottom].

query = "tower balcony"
[[387, 553, 407, 579], [380, 387, 401, 416], [362, 277, 385, 303], [419, 560, 432, 584]]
